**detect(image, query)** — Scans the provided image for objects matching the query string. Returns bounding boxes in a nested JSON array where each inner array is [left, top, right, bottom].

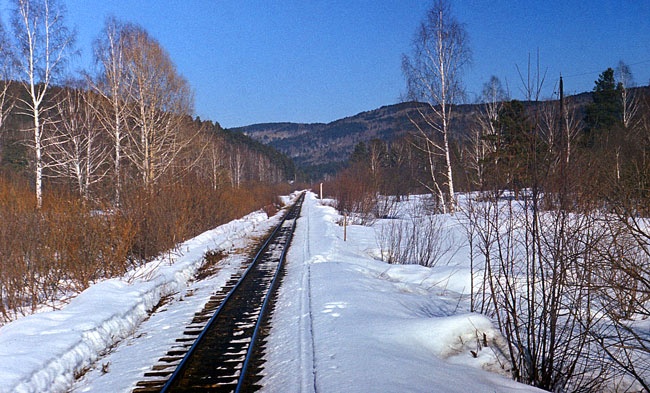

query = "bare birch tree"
[[615, 60, 638, 130], [468, 76, 507, 189], [10, 0, 75, 208], [91, 16, 131, 206], [46, 84, 109, 200], [402, 0, 471, 213], [539, 94, 582, 173], [200, 134, 228, 190], [229, 146, 244, 187], [478, 76, 507, 140], [120, 25, 194, 189]]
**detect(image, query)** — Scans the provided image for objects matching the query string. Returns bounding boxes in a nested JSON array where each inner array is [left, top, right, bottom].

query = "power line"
[[562, 59, 650, 79]]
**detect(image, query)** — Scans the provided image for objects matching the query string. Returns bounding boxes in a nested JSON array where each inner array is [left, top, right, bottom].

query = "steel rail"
[[235, 196, 300, 392], [158, 192, 304, 392]]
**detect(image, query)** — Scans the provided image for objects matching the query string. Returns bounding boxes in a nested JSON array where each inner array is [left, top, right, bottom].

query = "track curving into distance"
[[133, 192, 304, 393]]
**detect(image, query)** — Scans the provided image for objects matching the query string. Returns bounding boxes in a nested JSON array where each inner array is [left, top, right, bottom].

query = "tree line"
[[0, 0, 296, 323], [0, 0, 295, 206]]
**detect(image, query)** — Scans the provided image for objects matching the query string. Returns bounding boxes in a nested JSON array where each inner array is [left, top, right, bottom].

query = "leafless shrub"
[[376, 199, 458, 267], [329, 164, 379, 225], [462, 191, 614, 391], [0, 174, 290, 325], [373, 194, 399, 219], [0, 180, 135, 322], [586, 216, 650, 391]]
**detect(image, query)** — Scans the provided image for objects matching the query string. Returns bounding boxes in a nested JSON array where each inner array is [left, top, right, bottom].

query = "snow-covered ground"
[[0, 191, 542, 392], [260, 192, 541, 392], [0, 209, 278, 393]]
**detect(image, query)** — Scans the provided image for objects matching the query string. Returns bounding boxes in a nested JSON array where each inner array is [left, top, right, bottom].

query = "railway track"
[[133, 193, 304, 393]]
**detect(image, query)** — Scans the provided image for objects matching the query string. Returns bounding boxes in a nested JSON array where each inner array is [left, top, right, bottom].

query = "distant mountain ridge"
[[230, 88, 645, 179], [231, 99, 512, 179], [230, 102, 429, 178]]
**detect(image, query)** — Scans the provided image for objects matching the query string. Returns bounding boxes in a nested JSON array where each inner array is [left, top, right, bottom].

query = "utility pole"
[[559, 75, 568, 165], [559, 75, 569, 209]]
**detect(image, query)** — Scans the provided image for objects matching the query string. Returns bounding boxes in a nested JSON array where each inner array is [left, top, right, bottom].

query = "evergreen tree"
[[490, 100, 532, 193], [584, 68, 623, 145], [349, 141, 369, 165]]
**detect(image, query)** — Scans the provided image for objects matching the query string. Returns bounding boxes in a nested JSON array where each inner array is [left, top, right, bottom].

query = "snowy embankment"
[[0, 209, 276, 393]]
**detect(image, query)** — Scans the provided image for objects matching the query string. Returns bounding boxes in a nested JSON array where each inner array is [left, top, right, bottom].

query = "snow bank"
[[381, 313, 510, 372], [0, 210, 270, 393]]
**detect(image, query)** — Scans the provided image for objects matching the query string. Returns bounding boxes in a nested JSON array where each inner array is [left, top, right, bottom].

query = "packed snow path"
[[259, 193, 542, 392], [0, 192, 543, 392]]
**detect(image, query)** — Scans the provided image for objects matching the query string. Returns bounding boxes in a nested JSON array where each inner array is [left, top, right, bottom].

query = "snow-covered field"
[[0, 191, 542, 392]]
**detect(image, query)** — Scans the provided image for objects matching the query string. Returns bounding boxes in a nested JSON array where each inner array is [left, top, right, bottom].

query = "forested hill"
[[0, 83, 296, 186], [231, 102, 434, 179], [231, 86, 650, 180], [228, 98, 560, 179]]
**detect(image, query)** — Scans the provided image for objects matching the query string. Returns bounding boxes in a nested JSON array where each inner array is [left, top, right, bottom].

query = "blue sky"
[[3, 1, 650, 128]]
